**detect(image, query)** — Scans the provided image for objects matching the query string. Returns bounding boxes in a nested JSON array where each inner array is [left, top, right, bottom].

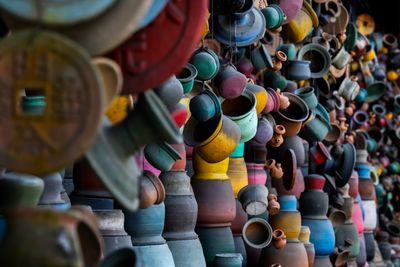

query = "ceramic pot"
[[94, 209, 132, 256], [353, 111, 369, 129], [297, 43, 331, 79], [299, 226, 315, 267], [138, 171, 165, 209], [352, 199, 365, 235], [272, 92, 309, 137], [192, 153, 230, 180], [309, 142, 332, 165], [341, 196, 354, 223], [277, 43, 297, 61], [301, 112, 332, 143], [170, 143, 187, 172], [196, 227, 236, 266], [285, 60, 312, 81], [167, 238, 207, 267], [302, 218, 335, 256], [160, 171, 198, 241], [170, 102, 189, 128], [177, 63, 198, 94], [246, 163, 267, 185], [38, 172, 69, 209], [250, 44, 273, 71], [268, 194, 281, 216], [262, 4, 285, 29], [221, 89, 258, 143], [213, 253, 243, 267], [189, 89, 221, 122], [269, 196, 301, 241], [242, 218, 273, 249], [269, 125, 286, 148], [133, 243, 175, 267], [238, 185, 268, 216], [231, 199, 248, 235], [295, 87, 318, 110], [184, 115, 240, 163], [192, 179, 236, 227], [154, 75, 184, 109], [253, 117, 274, 145], [327, 208, 346, 227], [357, 234, 367, 267], [0, 208, 102, 267], [236, 57, 254, 77], [0, 172, 44, 209], [214, 65, 247, 99], [335, 222, 360, 261], [332, 46, 352, 69], [260, 240, 309, 267], [228, 157, 249, 197], [190, 47, 220, 81], [364, 231, 375, 262], [273, 168, 305, 199], [272, 229, 287, 249], [98, 247, 141, 267], [348, 171, 359, 199]]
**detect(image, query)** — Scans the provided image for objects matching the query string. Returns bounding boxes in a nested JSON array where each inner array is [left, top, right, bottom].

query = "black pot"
[[299, 190, 329, 218]]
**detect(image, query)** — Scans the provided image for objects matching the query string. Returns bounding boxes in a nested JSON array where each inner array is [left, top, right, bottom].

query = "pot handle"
[[303, 0, 319, 28]]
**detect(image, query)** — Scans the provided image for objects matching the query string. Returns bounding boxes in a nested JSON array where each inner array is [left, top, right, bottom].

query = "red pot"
[[304, 174, 325, 191]]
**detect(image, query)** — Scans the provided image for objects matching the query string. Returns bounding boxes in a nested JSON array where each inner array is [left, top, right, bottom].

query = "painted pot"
[[253, 117, 274, 145], [300, 112, 332, 143], [246, 163, 267, 185], [352, 111, 369, 129], [298, 43, 331, 79], [213, 253, 243, 267], [133, 243, 175, 267], [269, 196, 301, 241], [190, 47, 220, 81], [177, 63, 198, 94], [184, 115, 240, 163], [222, 89, 258, 143], [214, 64, 247, 99], [242, 218, 273, 250], [191, 178, 236, 227], [285, 60, 312, 81], [313, 256, 332, 267], [364, 231, 375, 262], [357, 233, 367, 267], [154, 75, 184, 109], [309, 142, 332, 166], [365, 81, 388, 103], [268, 135, 306, 166], [192, 153, 230, 180], [302, 218, 335, 256], [272, 92, 309, 137], [260, 240, 309, 267], [144, 142, 181, 172], [277, 43, 297, 61], [170, 143, 187, 172], [139, 171, 165, 209], [273, 168, 305, 199], [189, 88, 221, 122], [196, 226, 236, 265], [262, 4, 285, 30], [231, 199, 248, 235], [299, 191, 329, 218], [247, 83, 268, 115], [299, 226, 315, 267], [238, 185, 268, 216], [358, 178, 375, 200], [332, 46, 352, 69], [227, 157, 248, 197], [352, 200, 365, 235], [0, 172, 44, 209], [294, 87, 318, 110]]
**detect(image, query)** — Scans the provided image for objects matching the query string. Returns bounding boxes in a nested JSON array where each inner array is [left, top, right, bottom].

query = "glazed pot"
[[334, 222, 360, 261], [177, 63, 198, 94], [246, 163, 267, 185], [93, 209, 132, 256], [228, 157, 249, 197], [0, 172, 44, 210], [189, 89, 221, 122], [294, 87, 318, 110], [144, 141, 181, 172], [250, 44, 273, 71], [192, 178, 236, 227], [298, 43, 331, 78], [272, 92, 310, 137], [238, 185, 268, 216], [123, 203, 166, 246], [196, 226, 236, 265], [213, 253, 243, 267], [242, 218, 273, 249], [184, 115, 240, 163], [0, 208, 102, 267], [190, 47, 220, 81], [260, 240, 309, 267], [214, 64, 247, 99], [285, 60, 312, 81], [302, 218, 335, 256], [262, 4, 285, 29], [192, 152, 230, 180], [221, 89, 258, 143], [154, 75, 184, 109]]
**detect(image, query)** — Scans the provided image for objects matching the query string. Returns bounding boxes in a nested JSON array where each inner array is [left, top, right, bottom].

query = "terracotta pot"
[[341, 196, 354, 223], [272, 229, 287, 249], [184, 115, 241, 163], [0, 208, 102, 267], [139, 171, 165, 209], [228, 157, 249, 197], [221, 89, 258, 143], [268, 194, 281, 216], [266, 159, 283, 179], [192, 178, 236, 227], [272, 93, 310, 137], [238, 185, 269, 216], [196, 226, 236, 265], [246, 163, 267, 185], [264, 87, 281, 113], [170, 143, 187, 171], [214, 65, 247, 99], [242, 218, 273, 249], [260, 240, 309, 267], [269, 125, 286, 148], [328, 208, 346, 227]]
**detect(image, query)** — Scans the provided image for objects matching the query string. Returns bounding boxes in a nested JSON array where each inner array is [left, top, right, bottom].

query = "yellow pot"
[[227, 157, 249, 197], [281, 0, 319, 43], [192, 152, 229, 180], [247, 83, 268, 115], [269, 211, 301, 241], [105, 95, 134, 124], [363, 48, 376, 62]]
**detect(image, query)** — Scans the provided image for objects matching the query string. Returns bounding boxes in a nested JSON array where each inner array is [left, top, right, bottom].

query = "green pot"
[[263, 71, 288, 90], [190, 47, 220, 81], [277, 44, 297, 61], [144, 142, 181, 172], [177, 63, 198, 94]]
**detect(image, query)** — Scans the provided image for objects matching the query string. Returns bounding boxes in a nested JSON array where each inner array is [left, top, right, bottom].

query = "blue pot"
[[355, 163, 371, 179], [231, 143, 245, 158], [302, 218, 335, 256], [278, 195, 297, 211]]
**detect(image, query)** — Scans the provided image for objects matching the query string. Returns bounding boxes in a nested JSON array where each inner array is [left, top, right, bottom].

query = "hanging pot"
[[261, 4, 285, 30], [192, 153, 230, 180], [189, 88, 222, 122], [214, 64, 247, 99], [250, 44, 274, 71], [264, 71, 288, 90], [298, 43, 331, 79], [177, 63, 198, 94], [144, 142, 181, 172], [154, 75, 184, 109], [190, 47, 220, 81]]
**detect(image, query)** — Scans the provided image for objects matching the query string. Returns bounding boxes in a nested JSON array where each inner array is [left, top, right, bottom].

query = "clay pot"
[[260, 240, 309, 267], [177, 63, 198, 94], [231, 199, 248, 235], [273, 50, 288, 71], [358, 178, 375, 200], [364, 231, 375, 262], [352, 200, 365, 235], [298, 43, 331, 78], [250, 44, 273, 71], [269, 195, 301, 241], [272, 92, 309, 137], [190, 47, 220, 81], [221, 89, 258, 143], [313, 256, 333, 267], [214, 65, 247, 99], [247, 83, 268, 115], [93, 209, 132, 256], [264, 71, 288, 91], [98, 247, 141, 267], [238, 185, 269, 216], [268, 135, 306, 166], [299, 190, 329, 218], [184, 115, 240, 163], [0, 172, 44, 210], [269, 125, 286, 147], [228, 157, 249, 197], [302, 218, 335, 256], [272, 229, 287, 249], [357, 233, 367, 267], [242, 218, 273, 249], [236, 57, 254, 77], [192, 178, 236, 227], [262, 4, 285, 30], [348, 170, 359, 199], [338, 76, 360, 102], [170, 143, 187, 171], [167, 238, 206, 267], [0, 208, 102, 267], [285, 60, 312, 81], [328, 208, 346, 227], [213, 253, 243, 267], [268, 194, 281, 216], [196, 226, 235, 265], [310, 142, 332, 165], [133, 242, 175, 267], [154, 75, 184, 108], [189, 89, 221, 122], [277, 43, 297, 61], [294, 87, 318, 110], [253, 117, 274, 145], [246, 163, 267, 185], [266, 159, 283, 179], [139, 171, 165, 209], [192, 152, 230, 180]]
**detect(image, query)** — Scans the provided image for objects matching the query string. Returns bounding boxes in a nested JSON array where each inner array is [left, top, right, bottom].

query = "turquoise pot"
[[250, 44, 273, 71], [300, 112, 332, 142], [263, 71, 288, 90], [178, 63, 198, 94], [355, 88, 367, 103], [231, 143, 245, 158], [261, 4, 284, 29], [302, 218, 335, 256], [134, 243, 175, 267], [190, 47, 220, 81], [144, 142, 181, 172], [294, 87, 318, 110], [213, 253, 243, 267], [167, 239, 206, 267], [355, 163, 371, 179], [196, 226, 236, 266], [334, 222, 360, 261], [365, 82, 388, 103], [278, 195, 297, 211], [277, 44, 297, 61]]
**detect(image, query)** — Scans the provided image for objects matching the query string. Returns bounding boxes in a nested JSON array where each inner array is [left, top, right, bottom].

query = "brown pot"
[[358, 178, 376, 200], [139, 171, 166, 209], [269, 125, 286, 147], [242, 218, 273, 249], [272, 229, 287, 249], [266, 159, 284, 179], [268, 194, 281, 216], [260, 240, 309, 267]]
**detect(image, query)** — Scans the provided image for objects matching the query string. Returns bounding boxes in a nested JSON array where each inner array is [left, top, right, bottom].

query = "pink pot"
[[247, 163, 267, 185]]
